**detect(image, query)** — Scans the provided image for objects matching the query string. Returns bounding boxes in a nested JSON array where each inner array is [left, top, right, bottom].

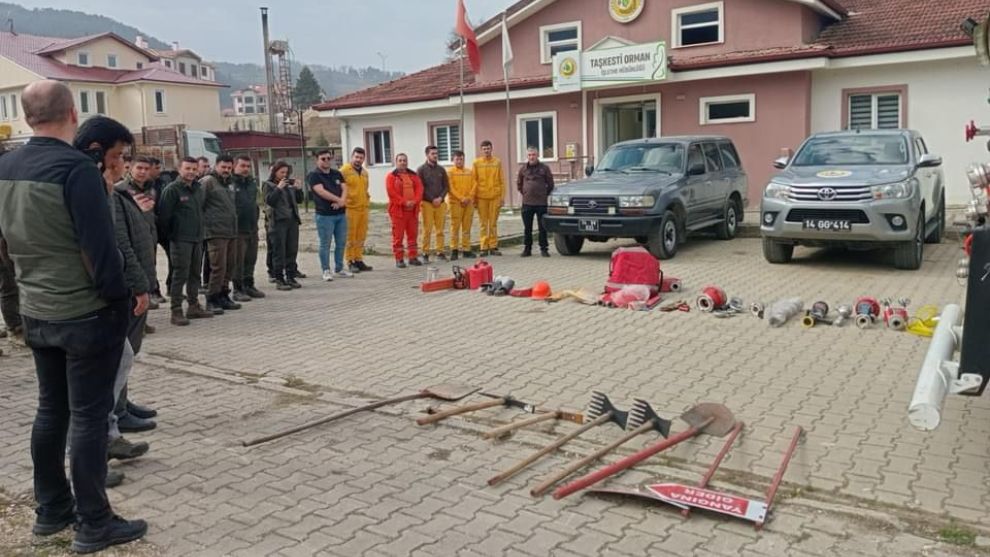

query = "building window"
[[77, 51, 90, 66], [0, 96, 7, 121], [79, 91, 91, 115], [179, 62, 186, 74], [699, 93, 755, 125], [672, 2, 724, 48], [164, 60, 172, 68], [95, 91, 106, 115], [107, 54, 118, 68], [847, 92, 902, 130], [431, 123, 461, 163], [517, 112, 557, 161], [244, 96, 254, 104], [154, 90, 166, 114], [201, 66, 208, 77], [365, 129, 393, 166], [136, 62, 144, 69], [191, 64, 198, 76], [540, 21, 581, 64], [244, 106, 255, 114]]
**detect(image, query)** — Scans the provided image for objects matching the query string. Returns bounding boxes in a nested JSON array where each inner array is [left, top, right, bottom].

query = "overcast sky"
[[12, 0, 514, 72]]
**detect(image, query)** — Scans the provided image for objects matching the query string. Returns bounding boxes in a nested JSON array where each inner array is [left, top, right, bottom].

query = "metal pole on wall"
[[459, 36, 465, 149], [502, 13, 513, 209], [299, 108, 308, 213]]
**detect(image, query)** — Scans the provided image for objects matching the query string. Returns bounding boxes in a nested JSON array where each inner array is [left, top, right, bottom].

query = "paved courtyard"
[[2, 224, 990, 556]]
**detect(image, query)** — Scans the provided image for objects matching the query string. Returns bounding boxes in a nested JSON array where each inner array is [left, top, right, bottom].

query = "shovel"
[[416, 394, 535, 426], [553, 401, 735, 499], [242, 383, 478, 447]]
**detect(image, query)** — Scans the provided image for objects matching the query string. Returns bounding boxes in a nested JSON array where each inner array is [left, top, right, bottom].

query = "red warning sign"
[[647, 483, 767, 523]]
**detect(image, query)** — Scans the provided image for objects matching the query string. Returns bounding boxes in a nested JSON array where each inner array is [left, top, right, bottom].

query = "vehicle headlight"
[[872, 179, 917, 200], [618, 195, 656, 208], [764, 182, 790, 200], [549, 194, 570, 207]]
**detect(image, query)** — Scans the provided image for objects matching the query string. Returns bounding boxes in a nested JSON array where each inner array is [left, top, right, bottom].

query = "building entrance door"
[[602, 101, 657, 151]]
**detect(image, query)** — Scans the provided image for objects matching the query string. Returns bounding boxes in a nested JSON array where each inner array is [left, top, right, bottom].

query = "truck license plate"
[[802, 219, 851, 231], [579, 219, 600, 232]]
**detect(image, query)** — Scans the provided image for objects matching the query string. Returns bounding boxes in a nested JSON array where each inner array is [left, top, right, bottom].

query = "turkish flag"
[[455, 0, 481, 74]]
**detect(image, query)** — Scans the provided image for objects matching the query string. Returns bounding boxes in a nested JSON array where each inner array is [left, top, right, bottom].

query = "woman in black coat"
[[262, 160, 304, 290]]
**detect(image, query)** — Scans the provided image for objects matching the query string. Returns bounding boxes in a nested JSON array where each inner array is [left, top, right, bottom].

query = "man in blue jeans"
[[307, 149, 351, 281], [0, 80, 147, 553]]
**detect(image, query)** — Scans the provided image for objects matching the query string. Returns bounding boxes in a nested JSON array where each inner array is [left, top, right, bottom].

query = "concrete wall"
[[337, 106, 476, 202], [811, 57, 989, 206], [479, 0, 813, 83]]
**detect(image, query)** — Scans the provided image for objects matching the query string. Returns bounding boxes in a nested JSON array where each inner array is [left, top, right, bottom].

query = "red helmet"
[[531, 281, 552, 300]]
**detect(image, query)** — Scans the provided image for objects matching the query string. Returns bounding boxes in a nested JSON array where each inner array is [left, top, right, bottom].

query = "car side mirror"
[[688, 163, 706, 176], [585, 165, 594, 177], [917, 154, 942, 168], [773, 156, 789, 169]]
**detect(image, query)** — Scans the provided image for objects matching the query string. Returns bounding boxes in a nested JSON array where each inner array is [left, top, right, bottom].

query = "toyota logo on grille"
[[817, 187, 838, 201], [587, 200, 599, 209]]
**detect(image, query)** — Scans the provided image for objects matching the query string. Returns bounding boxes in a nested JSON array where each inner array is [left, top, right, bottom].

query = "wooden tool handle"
[[482, 412, 558, 440], [242, 392, 426, 447], [530, 421, 650, 497], [416, 397, 504, 426], [488, 413, 611, 487]]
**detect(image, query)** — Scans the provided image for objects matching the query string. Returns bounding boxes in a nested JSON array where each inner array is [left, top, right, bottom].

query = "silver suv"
[[760, 130, 945, 270]]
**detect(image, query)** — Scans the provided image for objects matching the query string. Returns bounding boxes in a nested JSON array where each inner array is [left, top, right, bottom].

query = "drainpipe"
[[908, 304, 981, 430]]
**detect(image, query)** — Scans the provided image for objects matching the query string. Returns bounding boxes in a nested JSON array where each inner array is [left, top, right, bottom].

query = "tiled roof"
[[313, 61, 474, 110], [0, 31, 221, 87], [316, 0, 984, 111]]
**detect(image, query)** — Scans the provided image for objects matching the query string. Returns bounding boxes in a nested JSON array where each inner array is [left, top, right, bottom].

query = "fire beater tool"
[[417, 393, 535, 426], [488, 392, 627, 487], [481, 408, 584, 440], [532, 398, 671, 497], [553, 402, 735, 499], [241, 383, 479, 447]]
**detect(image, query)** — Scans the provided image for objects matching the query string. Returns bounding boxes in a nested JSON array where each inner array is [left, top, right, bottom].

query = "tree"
[[445, 28, 462, 62], [293, 66, 323, 109]]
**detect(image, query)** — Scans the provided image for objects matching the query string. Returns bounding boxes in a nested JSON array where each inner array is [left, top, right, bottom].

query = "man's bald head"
[[22, 80, 75, 128]]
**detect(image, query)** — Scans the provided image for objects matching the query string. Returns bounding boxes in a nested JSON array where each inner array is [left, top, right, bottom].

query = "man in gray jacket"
[[200, 155, 241, 313]]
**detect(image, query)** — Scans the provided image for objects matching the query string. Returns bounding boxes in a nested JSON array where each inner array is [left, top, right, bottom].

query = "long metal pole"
[[503, 14, 512, 208], [459, 37, 465, 145], [260, 8, 277, 134]]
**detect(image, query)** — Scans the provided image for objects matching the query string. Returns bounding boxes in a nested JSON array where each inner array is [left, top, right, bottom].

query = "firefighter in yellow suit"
[[446, 149, 476, 260], [341, 147, 373, 273], [473, 140, 504, 256]]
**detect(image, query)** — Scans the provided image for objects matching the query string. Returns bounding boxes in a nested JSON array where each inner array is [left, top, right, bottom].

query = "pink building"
[[315, 0, 987, 207]]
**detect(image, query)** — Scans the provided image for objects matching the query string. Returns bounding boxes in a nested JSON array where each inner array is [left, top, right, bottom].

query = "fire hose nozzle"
[[750, 302, 765, 318], [888, 314, 907, 331], [801, 313, 816, 329], [834, 305, 853, 327], [856, 314, 874, 329]]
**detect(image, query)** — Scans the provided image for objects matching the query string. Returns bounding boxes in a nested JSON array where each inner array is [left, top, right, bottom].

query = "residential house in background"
[[0, 31, 225, 143], [138, 37, 217, 82], [222, 85, 273, 132], [315, 0, 988, 206]]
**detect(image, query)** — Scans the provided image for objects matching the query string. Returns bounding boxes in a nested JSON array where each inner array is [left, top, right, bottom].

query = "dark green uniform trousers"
[[169, 240, 202, 311]]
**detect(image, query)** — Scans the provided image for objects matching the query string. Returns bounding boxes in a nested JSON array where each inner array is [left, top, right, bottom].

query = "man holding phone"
[[308, 150, 350, 281]]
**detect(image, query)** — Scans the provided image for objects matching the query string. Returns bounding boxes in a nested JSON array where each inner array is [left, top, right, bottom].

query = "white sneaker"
[[322, 270, 334, 282], [336, 270, 354, 278]]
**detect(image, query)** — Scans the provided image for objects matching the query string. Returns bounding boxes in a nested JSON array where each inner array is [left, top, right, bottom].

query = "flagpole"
[[502, 12, 513, 209], [459, 36, 465, 148]]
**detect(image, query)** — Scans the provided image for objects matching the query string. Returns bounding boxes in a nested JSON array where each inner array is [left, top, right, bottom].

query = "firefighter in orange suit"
[[446, 149, 476, 260], [386, 153, 424, 269], [472, 139, 504, 256], [342, 147, 373, 274]]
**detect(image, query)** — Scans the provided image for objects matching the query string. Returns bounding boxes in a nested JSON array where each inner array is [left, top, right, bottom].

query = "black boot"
[[244, 284, 267, 298], [205, 295, 225, 315], [108, 436, 149, 461], [275, 278, 293, 291], [219, 292, 242, 310], [521, 247, 532, 257], [126, 401, 157, 419], [72, 515, 148, 554], [451, 250, 460, 261], [117, 413, 157, 433]]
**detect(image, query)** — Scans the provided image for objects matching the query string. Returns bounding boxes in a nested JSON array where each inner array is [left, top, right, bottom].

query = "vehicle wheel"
[[634, 236, 649, 244], [762, 237, 794, 264], [715, 196, 741, 240], [554, 233, 584, 256], [925, 193, 945, 244], [893, 210, 924, 270], [647, 211, 679, 260]]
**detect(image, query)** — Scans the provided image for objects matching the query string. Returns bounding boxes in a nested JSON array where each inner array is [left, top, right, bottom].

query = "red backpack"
[[604, 247, 662, 294]]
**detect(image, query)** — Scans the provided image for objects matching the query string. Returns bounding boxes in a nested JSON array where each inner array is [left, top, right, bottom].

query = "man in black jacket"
[[201, 155, 242, 313], [232, 155, 265, 300], [0, 80, 147, 553], [0, 229, 20, 341], [517, 147, 555, 257], [159, 158, 214, 325]]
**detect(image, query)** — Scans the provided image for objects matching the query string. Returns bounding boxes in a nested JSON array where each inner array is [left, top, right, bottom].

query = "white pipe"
[[908, 304, 963, 431]]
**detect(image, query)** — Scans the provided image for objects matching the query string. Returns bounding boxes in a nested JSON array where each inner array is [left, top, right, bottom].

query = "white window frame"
[[10, 93, 17, 120], [76, 51, 90, 66], [153, 89, 166, 115], [95, 91, 107, 115], [365, 128, 394, 166], [0, 96, 8, 121], [539, 21, 582, 65], [516, 111, 558, 163], [78, 90, 92, 115], [672, 2, 724, 49], [847, 93, 902, 130], [699, 93, 755, 125], [431, 123, 462, 164], [106, 53, 118, 68]]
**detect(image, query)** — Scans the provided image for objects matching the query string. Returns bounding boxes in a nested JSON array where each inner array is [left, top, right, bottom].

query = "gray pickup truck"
[[543, 136, 748, 259], [760, 130, 945, 270]]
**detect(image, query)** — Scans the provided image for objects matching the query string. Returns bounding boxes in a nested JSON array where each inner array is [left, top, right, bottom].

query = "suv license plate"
[[579, 219, 600, 232], [803, 219, 851, 231]]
